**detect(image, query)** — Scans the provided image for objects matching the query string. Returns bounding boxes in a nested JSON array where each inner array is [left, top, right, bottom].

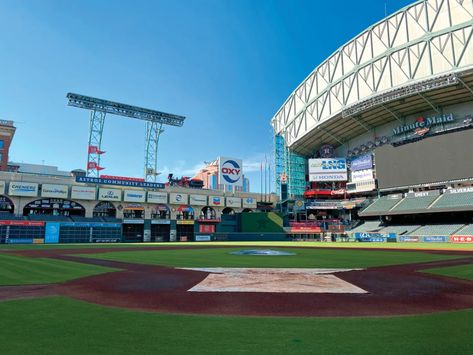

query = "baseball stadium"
[[1, 1, 473, 354]]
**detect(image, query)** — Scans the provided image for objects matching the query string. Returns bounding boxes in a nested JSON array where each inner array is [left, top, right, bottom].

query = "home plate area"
[[180, 268, 367, 293]]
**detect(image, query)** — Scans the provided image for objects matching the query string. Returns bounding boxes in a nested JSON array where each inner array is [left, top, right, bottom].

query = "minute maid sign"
[[392, 113, 455, 136]]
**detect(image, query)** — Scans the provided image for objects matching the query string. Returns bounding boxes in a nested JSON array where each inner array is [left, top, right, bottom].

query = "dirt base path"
[[1, 246, 473, 317]]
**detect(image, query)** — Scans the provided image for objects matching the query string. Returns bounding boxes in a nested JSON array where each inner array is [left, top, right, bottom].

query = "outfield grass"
[[1, 241, 472, 251], [0, 253, 118, 286], [1, 296, 472, 355], [422, 263, 473, 281], [79, 247, 462, 269]]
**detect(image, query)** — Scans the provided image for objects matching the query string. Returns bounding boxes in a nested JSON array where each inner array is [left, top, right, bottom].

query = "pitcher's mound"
[[179, 268, 367, 293]]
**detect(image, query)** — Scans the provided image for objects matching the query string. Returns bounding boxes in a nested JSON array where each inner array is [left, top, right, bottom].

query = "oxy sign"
[[218, 156, 243, 187]]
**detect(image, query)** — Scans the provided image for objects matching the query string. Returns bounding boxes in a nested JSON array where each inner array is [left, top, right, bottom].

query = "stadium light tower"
[[66, 93, 186, 181]]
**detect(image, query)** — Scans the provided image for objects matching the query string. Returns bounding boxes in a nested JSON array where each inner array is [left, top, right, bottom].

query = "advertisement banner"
[[45, 222, 60, 244], [293, 199, 305, 211], [308, 158, 347, 182], [177, 220, 194, 225], [423, 236, 449, 243], [8, 182, 38, 197], [350, 154, 373, 171], [124, 190, 146, 203], [41, 184, 69, 199], [76, 176, 164, 189], [399, 236, 420, 242], [451, 235, 473, 243], [446, 187, 473, 194], [209, 196, 224, 206], [226, 197, 242, 208], [242, 197, 257, 208], [218, 156, 243, 187], [195, 235, 211, 241], [354, 232, 386, 242], [147, 191, 168, 204], [151, 220, 171, 225], [406, 190, 440, 198], [190, 194, 207, 206], [98, 188, 122, 201], [71, 186, 96, 200], [351, 169, 374, 182], [0, 220, 45, 226], [170, 193, 188, 204], [0, 180, 5, 195]]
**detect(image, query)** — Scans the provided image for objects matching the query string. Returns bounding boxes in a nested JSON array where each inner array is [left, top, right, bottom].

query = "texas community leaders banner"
[[218, 157, 243, 187], [308, 158, 347, 182]]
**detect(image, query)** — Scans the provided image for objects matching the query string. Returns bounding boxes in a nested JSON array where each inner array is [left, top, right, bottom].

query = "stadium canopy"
[[271, 0, 473, 155]]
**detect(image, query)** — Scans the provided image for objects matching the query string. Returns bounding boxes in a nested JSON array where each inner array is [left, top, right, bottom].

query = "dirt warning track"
[[2, 246, 473, 317]]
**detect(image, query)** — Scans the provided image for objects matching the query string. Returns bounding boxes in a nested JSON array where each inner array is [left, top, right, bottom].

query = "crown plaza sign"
[[392, 113, 455, 135]]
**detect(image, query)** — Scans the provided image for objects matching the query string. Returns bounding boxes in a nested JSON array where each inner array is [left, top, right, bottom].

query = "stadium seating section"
[[410, 224, 464, 236], [390, 195, 439, 212], [430, 191, 473, 209], [360, 189, 473, 216], [358, 196, 402, 214]]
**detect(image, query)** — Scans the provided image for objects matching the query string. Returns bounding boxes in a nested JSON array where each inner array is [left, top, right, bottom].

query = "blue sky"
[[0, 0, 412, 192]]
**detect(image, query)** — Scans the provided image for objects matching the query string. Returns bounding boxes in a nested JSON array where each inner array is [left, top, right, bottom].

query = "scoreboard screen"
[[375, 129, 473, 190]]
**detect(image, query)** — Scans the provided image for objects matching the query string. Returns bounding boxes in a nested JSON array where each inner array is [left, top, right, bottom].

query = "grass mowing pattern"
[[80, 247, 461, 269], [422, 263, 473, 281], [0, 254, 118, 286], [1, 296, 472, 355]]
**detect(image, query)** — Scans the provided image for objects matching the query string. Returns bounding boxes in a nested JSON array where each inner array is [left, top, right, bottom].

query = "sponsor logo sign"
[[124, 190, 146, 203], [0, 220, 45, 226], [399, 236, 420, 242], [423, 236, 449, 243], [226, 197, 241, 208], [177, 220, 194, 225], [76, 176, 164, 189], [41, 184, 69, 199], [350, 154, 372, 171], [147, 191, 168, 204], [308, 158, 347, 182], [45, 222, 60, 244], [195, 235, 212, 241], [60, 222, 121, 228], [123, 219, 144, 224], [447, 187, 473, 194], [7, 238, 34, 244], [218, 157, 243, 186], [8, 182, 38, 197], [100, 175, 145, 182], [151, 219, 171, 225], [293, 199, 305, 211], [71, 186, 96, 200], [0, 180, 5, 195], [209, 196, 223, 206], [406, 190, 440, 198], [98, 188, 122, 201], [354, 232, 386, 242], [351, 169, 373, 182], [170, 193, 188, 204], [392, 113, 455, 135], [451, 235, 473, 243], [242, 197, 257, 208], [190, 194, 207, 206]]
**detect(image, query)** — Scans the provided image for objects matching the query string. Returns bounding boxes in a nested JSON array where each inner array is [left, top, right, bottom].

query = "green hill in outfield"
[[240, 212, 284, 233]]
